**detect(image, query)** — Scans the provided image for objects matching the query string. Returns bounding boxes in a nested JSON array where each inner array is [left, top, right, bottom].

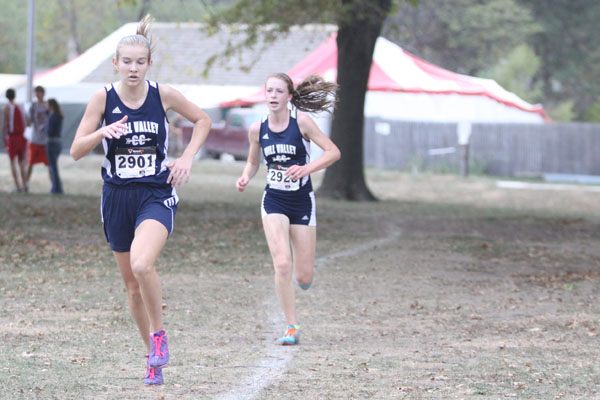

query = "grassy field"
[[1, 154, 600, 399]]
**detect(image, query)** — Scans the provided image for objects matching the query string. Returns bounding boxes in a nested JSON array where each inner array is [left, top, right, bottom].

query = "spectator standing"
[[2, 88, 29, 193], [45, 98, 64, 194], [27, 85, 51, 187]]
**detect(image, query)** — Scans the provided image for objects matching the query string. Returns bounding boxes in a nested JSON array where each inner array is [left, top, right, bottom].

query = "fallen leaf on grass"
[[410, 301, 424, 309]]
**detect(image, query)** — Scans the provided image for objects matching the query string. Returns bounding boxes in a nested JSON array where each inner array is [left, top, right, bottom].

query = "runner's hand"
[[166, 154, 192, 187], [285, 164, 309, 180], [236, 176, 249, 192], [100, 115, 128, 139]]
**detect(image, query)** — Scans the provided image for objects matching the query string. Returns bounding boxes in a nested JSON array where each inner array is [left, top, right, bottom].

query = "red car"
[[181, 108, 262, 161]]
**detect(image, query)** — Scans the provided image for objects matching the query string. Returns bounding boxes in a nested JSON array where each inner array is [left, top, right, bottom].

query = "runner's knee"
[[273, 258, 292, 278], [130, 258, 155, 280], [295, 269, 313, 286], [124, 280, 142, 297]]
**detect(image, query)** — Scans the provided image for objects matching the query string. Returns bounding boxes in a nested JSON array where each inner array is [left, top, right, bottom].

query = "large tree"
[[320, 0, 392, 200], [208, 0, 416, 200]]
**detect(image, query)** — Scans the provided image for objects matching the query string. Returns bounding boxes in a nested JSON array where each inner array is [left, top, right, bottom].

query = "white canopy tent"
[[223, 33, 549, 124]]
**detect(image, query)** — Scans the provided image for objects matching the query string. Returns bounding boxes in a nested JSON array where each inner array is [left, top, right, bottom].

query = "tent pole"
[[26, 0, 36, 104]]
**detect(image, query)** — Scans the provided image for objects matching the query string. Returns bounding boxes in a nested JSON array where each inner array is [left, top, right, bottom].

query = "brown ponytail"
[[268, 73, 338, 114]]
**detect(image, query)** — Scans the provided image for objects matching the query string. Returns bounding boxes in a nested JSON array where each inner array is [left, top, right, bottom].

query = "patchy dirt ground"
[[1, 155, 600, 399]]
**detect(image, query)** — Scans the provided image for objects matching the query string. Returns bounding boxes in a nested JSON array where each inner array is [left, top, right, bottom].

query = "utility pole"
[[26, 0, 36, 104]]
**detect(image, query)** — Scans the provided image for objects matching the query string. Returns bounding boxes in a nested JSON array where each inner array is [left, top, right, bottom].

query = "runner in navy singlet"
[[70, 15, 211, 386], [236, 73, 340, 345]]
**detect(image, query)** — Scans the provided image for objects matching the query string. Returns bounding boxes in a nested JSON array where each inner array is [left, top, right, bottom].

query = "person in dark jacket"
[[45, 98, 64, 194]]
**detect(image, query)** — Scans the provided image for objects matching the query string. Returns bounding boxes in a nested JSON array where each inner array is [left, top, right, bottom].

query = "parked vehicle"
[[183, 108, 262, 160]]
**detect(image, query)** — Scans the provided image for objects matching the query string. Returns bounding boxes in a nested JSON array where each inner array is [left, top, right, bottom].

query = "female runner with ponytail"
[[71, 15, 211, 385], [236, 73, 340, 345]]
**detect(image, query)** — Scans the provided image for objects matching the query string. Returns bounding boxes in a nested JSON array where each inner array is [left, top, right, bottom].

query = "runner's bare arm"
[[70, 89, 128, 161], [285, 113, 340, 180], [160, 84, 212, 187], [236, 122, 262, 192]]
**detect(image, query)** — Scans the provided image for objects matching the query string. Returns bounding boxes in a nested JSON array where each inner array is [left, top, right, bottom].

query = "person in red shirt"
[[2, 88, 29, 193]]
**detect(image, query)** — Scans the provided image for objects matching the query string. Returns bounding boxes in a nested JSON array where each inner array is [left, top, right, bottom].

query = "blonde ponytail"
[[116, 14, 154, 61]]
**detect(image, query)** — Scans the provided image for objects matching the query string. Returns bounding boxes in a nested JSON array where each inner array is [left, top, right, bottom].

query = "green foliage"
[[546, 99, 575, 122], [202, 0, 354, 73], [0, 1, 28, 73], [515, 0, 600, 120], [384, 0, 600, 121], [200, 0, 401, 85], [383, 0, 540, 75], [0, 0, 218, 73], [3, 0, 600, 123], [482, 44, 543, 104], [583, 101, 600, 123]]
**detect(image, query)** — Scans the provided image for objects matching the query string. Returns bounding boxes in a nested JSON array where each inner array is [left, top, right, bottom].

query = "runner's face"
[[265, 77, 292, 112], [113, 44, 152, 87]]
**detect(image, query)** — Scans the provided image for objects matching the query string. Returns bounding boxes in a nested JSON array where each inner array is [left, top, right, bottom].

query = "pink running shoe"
[[148, 329, 169, 368], [144, 355, 164, 385]]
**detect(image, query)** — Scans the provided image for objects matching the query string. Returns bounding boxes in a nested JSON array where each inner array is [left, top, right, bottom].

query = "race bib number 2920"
[[267, 166, 299, 191], [115, 147, 156, 179]]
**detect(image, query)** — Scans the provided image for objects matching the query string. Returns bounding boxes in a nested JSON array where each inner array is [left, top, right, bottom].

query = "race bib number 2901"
[[267, 166, 299, 191], [115, 147, 156, 179]]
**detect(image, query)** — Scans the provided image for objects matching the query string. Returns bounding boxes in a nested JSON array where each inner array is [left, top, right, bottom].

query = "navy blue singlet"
[[259, 109, 312, 194], [101, 80, 170, 186]]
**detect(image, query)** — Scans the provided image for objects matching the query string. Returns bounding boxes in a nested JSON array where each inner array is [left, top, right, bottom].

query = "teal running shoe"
[[293, 276, 312, 290], [277, 325, 300, 345]]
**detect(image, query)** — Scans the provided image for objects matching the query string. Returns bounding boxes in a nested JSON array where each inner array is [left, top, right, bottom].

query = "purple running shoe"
[[148, 329, 169, 368], [144, 355, 164, 385]]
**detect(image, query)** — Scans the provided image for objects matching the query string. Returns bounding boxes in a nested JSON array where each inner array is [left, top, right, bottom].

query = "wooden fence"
[[364, 119, 600, 177], [3, 106, 599, 178]]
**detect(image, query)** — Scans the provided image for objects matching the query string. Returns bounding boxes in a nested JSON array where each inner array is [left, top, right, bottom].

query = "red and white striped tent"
[[222, 33, 548, 123]]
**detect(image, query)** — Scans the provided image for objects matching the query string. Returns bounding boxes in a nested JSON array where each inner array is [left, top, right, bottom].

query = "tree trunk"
[[137, 0, 153, 20], [58, 0, 82, 55], [318, 0, 391, 201]]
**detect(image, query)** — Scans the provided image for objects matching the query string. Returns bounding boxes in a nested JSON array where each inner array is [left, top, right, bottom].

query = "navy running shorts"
[[261, 189, 316, 226], [101, 183, 179, 252]]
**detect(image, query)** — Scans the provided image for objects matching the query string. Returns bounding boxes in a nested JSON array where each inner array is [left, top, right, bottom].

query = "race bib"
[[115, 147, 156, 179], [267, 165, 300, 191]]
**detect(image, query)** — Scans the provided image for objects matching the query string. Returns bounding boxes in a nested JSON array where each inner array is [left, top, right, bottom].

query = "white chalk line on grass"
[[213, 303, 293, 400], [214, 230, 401, 400]]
